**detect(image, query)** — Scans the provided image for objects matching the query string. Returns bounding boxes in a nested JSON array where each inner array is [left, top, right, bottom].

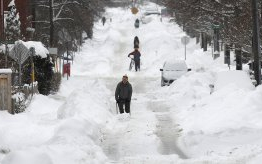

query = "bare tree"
[[160, 0, 259, 63], [32, 0, 109, 49]]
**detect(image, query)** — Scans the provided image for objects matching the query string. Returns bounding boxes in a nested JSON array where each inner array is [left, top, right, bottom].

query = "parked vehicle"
[[160, 60, 191, 86], [143, 7, 160, 16]]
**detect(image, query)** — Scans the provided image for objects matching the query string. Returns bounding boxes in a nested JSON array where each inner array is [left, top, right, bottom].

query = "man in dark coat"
[[128, 48, 141, 71], [115, 74, 133, 114], [134, 36, 139, 48], [102, 17, 106, 26]]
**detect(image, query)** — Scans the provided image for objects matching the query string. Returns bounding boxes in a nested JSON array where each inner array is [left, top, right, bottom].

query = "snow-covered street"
[[2, 2, 262, 164]]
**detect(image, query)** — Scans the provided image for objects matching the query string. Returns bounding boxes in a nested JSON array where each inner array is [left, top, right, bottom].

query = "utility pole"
[[66, 41, 69, 80], [49, 0, 54, 47], [181, 36, 189, 60], [201, 32, 204, 49], [224, 44, 230, 66], [0, 0, 3, 39], [211, 23, 221, 59], [30, 47, 35, 97], [214, 27, 220, 59], [5, 43, 8, 68], [252, 0, 261, 86], [1, 0, 8, 68], [203, 33, 207, 51], [235, 45, 242, 70]]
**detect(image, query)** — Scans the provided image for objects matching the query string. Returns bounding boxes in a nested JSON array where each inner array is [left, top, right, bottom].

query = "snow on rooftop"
[[0, 69, 12, 73], [8, 0, 15, 7], [1, 41, 48, 58], [20, 41, 49, 58]]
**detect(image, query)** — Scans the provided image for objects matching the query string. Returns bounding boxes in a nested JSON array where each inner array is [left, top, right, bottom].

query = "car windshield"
[[164, 62, 187, 71]]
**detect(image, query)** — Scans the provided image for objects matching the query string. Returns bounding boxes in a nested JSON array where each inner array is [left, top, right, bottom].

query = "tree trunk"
[[252, 0, 261, 85], [201, 32, 204, 49], [224, 44, 230, 65], [213, 28, 220, 59], [214, 28, 220, 52], [196, 33, 200, 44], [235, 45, 242, 70], [49, 0, 54, 47], [203, 33, 207, 51], [208, 35, 212, 46]]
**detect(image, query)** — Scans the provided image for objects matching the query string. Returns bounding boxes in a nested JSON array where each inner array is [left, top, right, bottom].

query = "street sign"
[[9, 42, 30, 64], [63, 63, 70, 80], [63, 56, 72, 61], [222, 10, 234, 15], [181, 36, 190, 45], [48, 47, 57, 55], [211, 24, 222, 29], [181, 36, 190, 60], [131, 7, 138, 14], [8, 42, 31, 88]]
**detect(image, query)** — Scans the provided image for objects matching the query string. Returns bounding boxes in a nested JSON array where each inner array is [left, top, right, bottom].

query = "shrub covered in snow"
[[22, 56, 54, 95]]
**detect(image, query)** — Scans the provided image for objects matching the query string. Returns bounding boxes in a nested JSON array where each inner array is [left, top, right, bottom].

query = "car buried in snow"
[[160, 60, 191, 86], [143, 7, 161, 16]]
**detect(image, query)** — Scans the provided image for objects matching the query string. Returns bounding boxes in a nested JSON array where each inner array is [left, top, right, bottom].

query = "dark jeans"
[[118, 100, 130, 114], [135, 60, 140, 71]]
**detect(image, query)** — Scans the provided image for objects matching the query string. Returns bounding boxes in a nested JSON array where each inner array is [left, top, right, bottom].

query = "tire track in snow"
[[100, 120, 130, 161], [100, 131, 120, 161], [156, 113, 186, 158], [148, 101, 187, 159]]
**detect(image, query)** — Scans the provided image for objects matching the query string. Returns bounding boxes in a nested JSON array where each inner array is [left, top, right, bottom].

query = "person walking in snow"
[[134, 19, 139, 28], [128, 48, 141, 71], [102, 17, 106, 26], [115, 74, 133, 114], [134, 36, 139, 49]]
